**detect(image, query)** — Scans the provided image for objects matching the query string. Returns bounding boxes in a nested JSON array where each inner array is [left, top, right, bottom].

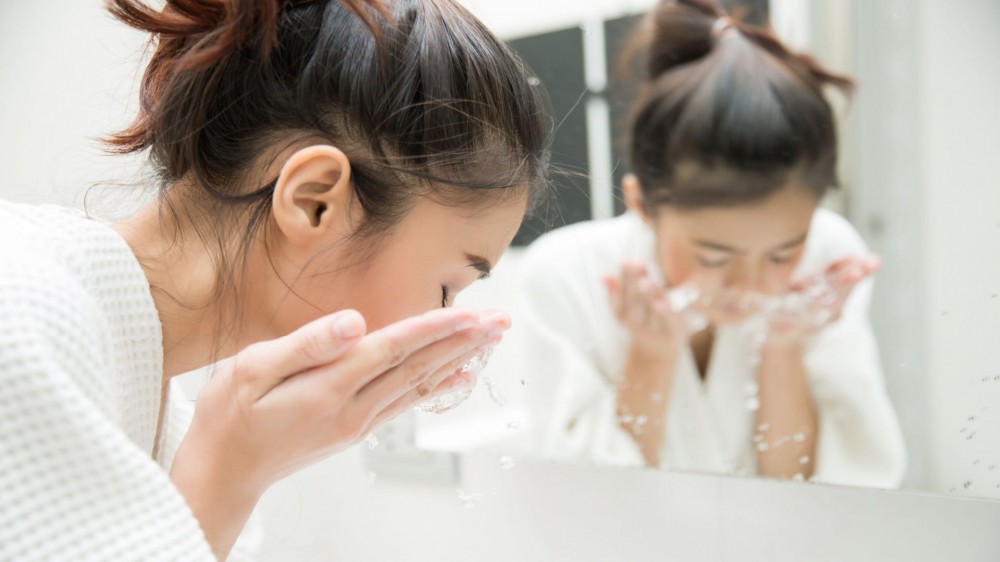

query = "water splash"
[[499, 456, 515, 470], [456, 489, 484, 508], [364, 433, 379, 450], [415, 346, 495, 414]]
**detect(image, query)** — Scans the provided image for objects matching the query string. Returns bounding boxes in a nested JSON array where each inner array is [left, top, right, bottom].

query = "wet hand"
[[171, 307, 508, 495], [603, 260, 688, 356], [766, 255, 880, 345]]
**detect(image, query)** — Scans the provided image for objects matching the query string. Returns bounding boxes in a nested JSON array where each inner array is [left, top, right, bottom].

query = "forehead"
[[655, 186, 819, 250]]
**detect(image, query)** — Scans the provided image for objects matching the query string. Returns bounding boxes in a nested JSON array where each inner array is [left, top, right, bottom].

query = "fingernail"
[[333, 312, 365, 339], [486, 323, 509, 338]]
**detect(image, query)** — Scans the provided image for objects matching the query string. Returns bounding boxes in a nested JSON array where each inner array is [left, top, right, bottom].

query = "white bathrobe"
[[0, 201, 259, 561], [517, 209, 907, 488]]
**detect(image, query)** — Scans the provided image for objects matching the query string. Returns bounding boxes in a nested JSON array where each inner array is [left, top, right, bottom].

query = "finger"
[[364, 334, 498, 423], [628, 275, 656, 328], [238, 310, 367, 398], [355, 312, 508, 408], [369, 359, 480, 428], [603, 275, 624, 319], [325, 307, 486, 396]]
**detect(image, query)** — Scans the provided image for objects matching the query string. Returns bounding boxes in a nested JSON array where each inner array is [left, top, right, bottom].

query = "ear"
[[622, 173, 653, 225], [272, 145, 355, 248]]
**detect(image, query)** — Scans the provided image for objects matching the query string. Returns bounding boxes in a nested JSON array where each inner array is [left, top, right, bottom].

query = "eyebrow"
[[694, 232, 809, 254], [466, 253, 493, 279]]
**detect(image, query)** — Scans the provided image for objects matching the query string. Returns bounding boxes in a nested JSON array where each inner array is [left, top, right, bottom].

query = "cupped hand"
[[603, 260, 688, 356], [766, 255, 880, 344], [172, 307, 508, 494]]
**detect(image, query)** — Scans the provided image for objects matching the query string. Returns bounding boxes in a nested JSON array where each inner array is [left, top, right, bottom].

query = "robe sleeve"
[[0, 247, 216, 560], [805, 265, 907, 488], [515, 238, 645, 467]]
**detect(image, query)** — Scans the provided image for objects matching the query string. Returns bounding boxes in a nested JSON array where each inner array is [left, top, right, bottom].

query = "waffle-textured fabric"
[[0, 200, 215, 561]]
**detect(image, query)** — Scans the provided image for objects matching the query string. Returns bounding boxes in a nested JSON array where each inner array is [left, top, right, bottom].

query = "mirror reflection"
[[415, 0, 1000, 500]]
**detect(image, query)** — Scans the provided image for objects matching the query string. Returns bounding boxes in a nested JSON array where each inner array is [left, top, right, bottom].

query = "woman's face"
[[648, 185, 820, 325], [261, 193, 527, 336]]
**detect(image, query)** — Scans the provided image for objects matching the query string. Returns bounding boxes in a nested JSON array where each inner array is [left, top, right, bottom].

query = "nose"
[[724, 262, 765, 294]]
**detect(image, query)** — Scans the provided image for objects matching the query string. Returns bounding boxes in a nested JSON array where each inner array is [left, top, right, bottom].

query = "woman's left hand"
[[765, 255, 880, 345]]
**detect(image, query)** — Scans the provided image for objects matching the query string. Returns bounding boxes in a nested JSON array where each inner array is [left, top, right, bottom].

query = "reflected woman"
[[518, 0, 905, 487]]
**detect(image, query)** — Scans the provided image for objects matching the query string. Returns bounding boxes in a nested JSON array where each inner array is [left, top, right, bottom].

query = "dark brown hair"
[[628, 0, 852, 210], [105, 0, 550, 279]]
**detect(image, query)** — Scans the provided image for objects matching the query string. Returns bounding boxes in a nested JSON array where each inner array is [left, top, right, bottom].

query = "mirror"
[[408, 0, 1000, 501]]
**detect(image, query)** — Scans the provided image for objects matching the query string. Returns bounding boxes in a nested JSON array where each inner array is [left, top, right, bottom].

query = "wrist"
[[170, 438, 266, 520]]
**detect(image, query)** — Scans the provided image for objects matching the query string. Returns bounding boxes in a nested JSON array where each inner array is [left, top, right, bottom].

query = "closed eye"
[[697, 257, 730, 268]]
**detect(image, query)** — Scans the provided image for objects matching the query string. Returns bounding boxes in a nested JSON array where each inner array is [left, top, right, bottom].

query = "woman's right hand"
[[169, 307, 507, 558], [603, 260, 688, 356]]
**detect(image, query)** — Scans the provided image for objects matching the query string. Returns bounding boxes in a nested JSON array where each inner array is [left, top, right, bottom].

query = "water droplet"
[[635, 415, 648, 426], [757, 442, 770, 452], [520, 378, 528, 386], [620, 413, 635, 424], [367, 471, 378, 484], [651, 392, 664, 403], [973, 459, 981, 465], [950, 488, 957, 493], [753, 433, 764, 443], [499, 456, 515, 470], [757, 422, 770, 432], [968, 416, 977, 422], [456, 489, 484, 508], [743, 380, 759, 396], [960, 427, 968, 433], [792, 432, 806, 442], [992, 293, 998, 298], [967, 431, 978, 440], [793, 473, 805, 482], [364, 433, 379, 450], [941, 310, 949, 316], [963, 481, 973, 490], [989, 465, 996, 471], [527, 76, 541, 87], [506, 420, 521, 430], [746, 397, 761, 411], [799, 455, 811, 465]]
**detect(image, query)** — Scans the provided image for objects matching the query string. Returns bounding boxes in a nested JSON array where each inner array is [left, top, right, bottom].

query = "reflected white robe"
[[517, 209, 907, 487]]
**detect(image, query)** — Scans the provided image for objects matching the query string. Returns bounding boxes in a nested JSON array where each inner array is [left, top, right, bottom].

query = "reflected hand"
[[603, 260, 688, 356], [767, 255, 880, 345]]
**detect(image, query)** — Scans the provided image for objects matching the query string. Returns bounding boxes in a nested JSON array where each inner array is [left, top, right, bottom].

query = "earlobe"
[[272, 145, 354, 248]]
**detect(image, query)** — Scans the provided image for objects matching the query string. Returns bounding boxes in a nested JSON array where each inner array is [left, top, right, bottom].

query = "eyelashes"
[[441, 286, 450, 308]]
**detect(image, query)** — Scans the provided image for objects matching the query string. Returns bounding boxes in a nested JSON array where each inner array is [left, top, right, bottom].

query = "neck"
[[113, 197, 271, 377]]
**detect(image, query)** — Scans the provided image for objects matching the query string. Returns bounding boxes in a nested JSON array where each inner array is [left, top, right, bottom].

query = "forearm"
[[616, 343, 679, 467], [169, 442, 265, 561], [755, 339, 817, 479]]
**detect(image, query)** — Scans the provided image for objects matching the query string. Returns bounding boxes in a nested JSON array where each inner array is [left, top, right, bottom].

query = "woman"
[[518, 0, 905, 487], [0, 0, 549, 559]]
